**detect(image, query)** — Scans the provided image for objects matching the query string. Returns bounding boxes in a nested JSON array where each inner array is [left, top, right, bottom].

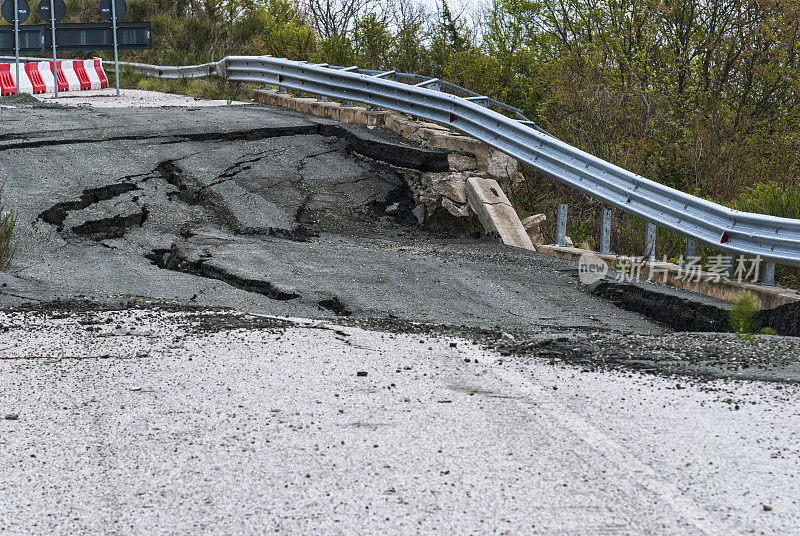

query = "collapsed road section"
[[0, 96, 798, 382]]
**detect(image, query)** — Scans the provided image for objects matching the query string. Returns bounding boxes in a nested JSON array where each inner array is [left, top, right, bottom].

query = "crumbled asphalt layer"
[[326, 315, 800, 384], [0, 93, 64, 108], [588, 279, 730, 332], [3, 301, 798, 383]]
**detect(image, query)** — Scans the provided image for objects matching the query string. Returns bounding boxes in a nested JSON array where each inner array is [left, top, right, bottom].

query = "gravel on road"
[[1, 307, 798, 535]]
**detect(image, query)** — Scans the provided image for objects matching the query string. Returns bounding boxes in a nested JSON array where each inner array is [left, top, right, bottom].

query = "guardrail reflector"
[[721, 231, 731, 243]]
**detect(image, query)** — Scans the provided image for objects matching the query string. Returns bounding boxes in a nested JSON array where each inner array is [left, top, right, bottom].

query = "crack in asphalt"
[[38, 183, 141, 231], [216, 148, 284, 181], [0, 126, 322, 152], [71, 206, 149, 240], [145, 247, 300, 301], [296, 148, 341, 175]]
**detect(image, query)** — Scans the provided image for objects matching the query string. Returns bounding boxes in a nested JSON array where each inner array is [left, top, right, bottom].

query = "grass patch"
[[728, 292, 761, 338], [0, 186, 16, 271], [116, 67, 256, 102]]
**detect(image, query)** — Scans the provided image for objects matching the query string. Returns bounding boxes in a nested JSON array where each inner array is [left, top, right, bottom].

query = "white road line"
[[491, 365, 741, 536]]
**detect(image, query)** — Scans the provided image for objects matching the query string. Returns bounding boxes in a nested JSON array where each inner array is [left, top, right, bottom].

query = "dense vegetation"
[[51, 0, 800, 285]]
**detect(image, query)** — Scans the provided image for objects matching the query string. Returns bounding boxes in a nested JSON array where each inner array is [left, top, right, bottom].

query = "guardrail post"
[[685, 238, 697, 261], [341, 100, 354, 107], [317, 95, 330, 102], [277, 86, 287, 94], [762, 262, 776, 286], [555, 204, 568, 247], [645, 223, 656, 261], [599, 209, 612, 254]]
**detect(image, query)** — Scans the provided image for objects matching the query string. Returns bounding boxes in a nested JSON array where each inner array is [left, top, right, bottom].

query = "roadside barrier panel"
[[37, 61, 55, 93], [83, 59, 102, 90], [93, 58, 109, 89], [72, 60, 92, 90], [0, 64, 15, 96], [61, 60, 81, 91], [25, 63, 46, 94], [9, 66, 34, 94]]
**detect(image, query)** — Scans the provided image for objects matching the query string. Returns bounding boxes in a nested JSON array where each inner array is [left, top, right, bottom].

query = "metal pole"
[[600, 209, 612, 254], [14, 0, 19, 92], [645, 223, 656, 261], [762, 262, 776, 286], [555, 204, 568, 247], [50, 0, 57, 97], [685, 238, 697, 262], [111, 0, 120, 96]]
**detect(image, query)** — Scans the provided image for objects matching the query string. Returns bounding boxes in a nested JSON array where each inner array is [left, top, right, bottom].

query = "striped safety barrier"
[[38, 61, 55, 93], [61, 60, 81, 91], [92, 58, 109, 89], [25, 63, 46, 94], [9, 67, 33, 95], [0, 64, 14, 96], [0, 59, 109, 96]]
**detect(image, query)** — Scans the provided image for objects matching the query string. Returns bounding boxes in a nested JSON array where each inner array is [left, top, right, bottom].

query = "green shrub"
[[760, 327, 778, 336], [736, 182, 800, 220], [728, 292, 761, 336], [0, 187, 15, 271]]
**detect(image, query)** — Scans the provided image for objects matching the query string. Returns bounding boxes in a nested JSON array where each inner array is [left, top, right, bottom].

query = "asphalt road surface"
[[1, 308, 799, 535], [1, 92, 799, 534]]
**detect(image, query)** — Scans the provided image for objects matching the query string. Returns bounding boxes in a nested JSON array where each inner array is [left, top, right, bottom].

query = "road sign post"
[[51, 0, 56, 96], [100, 0, 125, 96], [111, 0, 117, 95], [39, 0, 65, 97], [14, 0, 18, 90], [2, 0, 30, 93]]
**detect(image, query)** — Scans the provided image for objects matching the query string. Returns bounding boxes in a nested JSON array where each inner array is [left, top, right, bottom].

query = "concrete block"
[[522, 214, 547, 245], [442, 197, 471, 218], [466, 177, 534, 251], [448, 153, 478, 171], [486, 149, 518, 178]]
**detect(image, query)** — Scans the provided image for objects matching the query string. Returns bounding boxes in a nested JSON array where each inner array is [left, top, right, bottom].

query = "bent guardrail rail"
[[10, 54, 800, 278]]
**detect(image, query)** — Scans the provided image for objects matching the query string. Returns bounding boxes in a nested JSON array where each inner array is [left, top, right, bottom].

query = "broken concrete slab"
[[466, 177, 534, 251], [522, 214, 547, 245]]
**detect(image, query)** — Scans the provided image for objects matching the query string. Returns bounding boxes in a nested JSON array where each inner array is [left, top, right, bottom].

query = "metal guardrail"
[[8, 54, 800, 277]]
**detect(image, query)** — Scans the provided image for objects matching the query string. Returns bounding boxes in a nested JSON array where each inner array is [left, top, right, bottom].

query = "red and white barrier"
[[60, 60, 81, 91], [0, 59, 110, 96], [93, 58, 109, 89], [9, 67, 33, 95], [51, 61, 69, 92], [0, 64, 15, 96], [37, 61, 56, 93], [82, 59, 102, 90], [25, 63, 46, 94]]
